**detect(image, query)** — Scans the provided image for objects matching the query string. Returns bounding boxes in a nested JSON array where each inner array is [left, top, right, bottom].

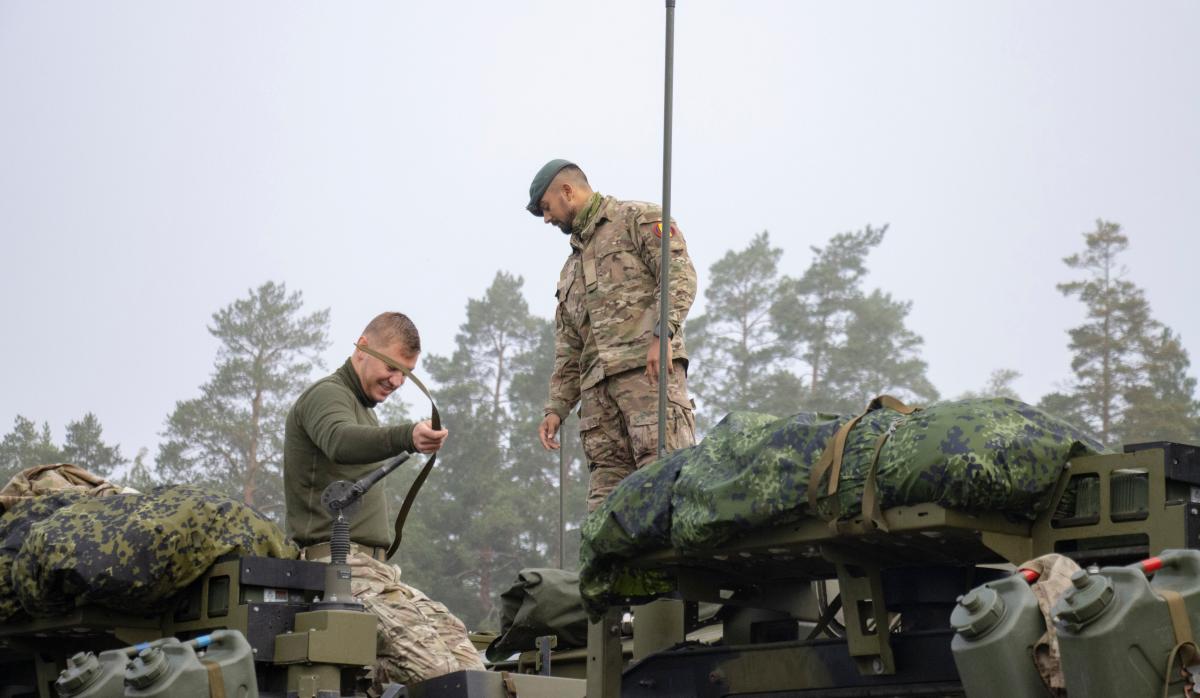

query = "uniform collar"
[[337, 358, 377, 408], [569, 193, 610, 251]]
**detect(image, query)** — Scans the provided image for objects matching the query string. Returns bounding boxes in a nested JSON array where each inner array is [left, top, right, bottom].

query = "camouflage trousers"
[[302, 547, 484, 694], [580, 360, 696, 512]]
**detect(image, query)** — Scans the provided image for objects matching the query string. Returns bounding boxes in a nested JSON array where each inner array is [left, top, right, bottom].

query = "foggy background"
[[3, 0, 1198, 462]]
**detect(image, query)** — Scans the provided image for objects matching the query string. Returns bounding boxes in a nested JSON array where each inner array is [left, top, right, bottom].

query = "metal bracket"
[[825, 548, 895, 676]]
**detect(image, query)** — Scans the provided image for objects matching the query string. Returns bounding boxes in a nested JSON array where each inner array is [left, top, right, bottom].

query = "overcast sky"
[[2, 1, 1197, 461]]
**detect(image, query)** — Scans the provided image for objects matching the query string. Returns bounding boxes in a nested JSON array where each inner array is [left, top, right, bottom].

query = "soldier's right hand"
[[412, 420, 449, 453], [539, 414, 561, 451]]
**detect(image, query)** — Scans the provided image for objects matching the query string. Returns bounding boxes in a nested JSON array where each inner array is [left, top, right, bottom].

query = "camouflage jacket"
[[545, 195, 697, 419]]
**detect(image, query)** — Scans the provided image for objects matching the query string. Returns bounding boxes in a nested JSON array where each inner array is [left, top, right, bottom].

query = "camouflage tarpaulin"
[[579, 397, 1106, 617], [672, 411, 850, 552], [13, 484, 298, 617], [0, 490, 86, 622], [820, 398, 1105, 524]]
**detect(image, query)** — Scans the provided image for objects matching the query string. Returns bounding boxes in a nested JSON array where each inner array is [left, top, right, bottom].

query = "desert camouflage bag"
[[579, 397, 1105, 617], [13, 484, 298, 617], [0, 463, 126, 513]]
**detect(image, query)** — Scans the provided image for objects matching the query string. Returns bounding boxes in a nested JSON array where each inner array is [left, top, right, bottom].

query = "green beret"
[[526, 158, 575, 216]]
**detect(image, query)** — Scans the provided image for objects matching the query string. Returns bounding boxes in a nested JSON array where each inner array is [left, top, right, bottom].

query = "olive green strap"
[[806, 400, 916, 513], [807, 395, 918, 525], [354, 343, 442, 560], [861, 420, 905, 533], [1159, 588, 1199, 698]]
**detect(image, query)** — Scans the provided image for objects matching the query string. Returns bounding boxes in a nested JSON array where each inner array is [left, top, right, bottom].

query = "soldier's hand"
[[539, 413, 562, 451], [412, 420, 448, 453], [645, 336, 674, 385]]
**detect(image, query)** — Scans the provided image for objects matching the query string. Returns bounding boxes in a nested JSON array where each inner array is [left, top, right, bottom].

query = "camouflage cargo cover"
[[302, 547, 484, 693], [0, 490, 87, 622], [579, 397, 1106, 617], [14, 484, 297, 616]]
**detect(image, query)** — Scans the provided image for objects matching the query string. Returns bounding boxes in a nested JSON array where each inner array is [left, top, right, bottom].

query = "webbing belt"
[[355, 343, 442, 560], [202, 660, 226, 698], [806, 395, 919, 533]]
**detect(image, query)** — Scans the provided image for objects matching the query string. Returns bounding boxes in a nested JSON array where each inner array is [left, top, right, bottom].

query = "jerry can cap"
[[1053, 570, 1115, 630], [951, 587, 1007, 639], [126, 646, 170, 689], [55, 652, 101, 695]]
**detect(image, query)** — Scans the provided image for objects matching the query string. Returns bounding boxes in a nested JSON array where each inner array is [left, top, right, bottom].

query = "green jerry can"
[[114, 630, 257, 698], [53, 650, 128, 698], [1053, 549, 1200, 698], [949, 572, 1049, 698]]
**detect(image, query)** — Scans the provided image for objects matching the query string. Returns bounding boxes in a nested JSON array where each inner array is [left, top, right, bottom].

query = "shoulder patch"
[[652, 222, 678, 239]]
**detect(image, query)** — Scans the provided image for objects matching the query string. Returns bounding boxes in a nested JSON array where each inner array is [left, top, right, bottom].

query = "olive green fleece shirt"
[[284, 358, 417, 548]]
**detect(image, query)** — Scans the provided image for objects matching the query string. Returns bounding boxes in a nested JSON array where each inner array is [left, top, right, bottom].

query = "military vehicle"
[[571, 440, 1200, 697], [3, 429, 1198, 698]]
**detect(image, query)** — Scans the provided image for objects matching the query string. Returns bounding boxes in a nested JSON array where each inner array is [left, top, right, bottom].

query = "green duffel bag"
[[486, 568, 588, 662]]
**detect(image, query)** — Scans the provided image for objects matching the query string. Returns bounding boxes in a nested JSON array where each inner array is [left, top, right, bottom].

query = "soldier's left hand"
[[645, 337, 674, 385]]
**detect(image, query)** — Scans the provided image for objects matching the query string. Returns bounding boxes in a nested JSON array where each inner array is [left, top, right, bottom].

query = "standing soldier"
[[529, 159, 698, 511]]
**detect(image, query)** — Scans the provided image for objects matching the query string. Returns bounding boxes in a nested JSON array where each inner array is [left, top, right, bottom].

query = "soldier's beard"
[[558, 221, 572, 235]]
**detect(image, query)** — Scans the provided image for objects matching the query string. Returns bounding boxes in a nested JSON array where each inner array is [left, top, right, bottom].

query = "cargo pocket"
[[626, 409, 661, 467], [577, 414, 615, 470], [628, 395, 695, 465]]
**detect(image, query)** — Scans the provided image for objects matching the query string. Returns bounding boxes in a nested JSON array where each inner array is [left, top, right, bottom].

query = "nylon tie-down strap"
[[355, 343, 442, 560], [807, 395, 918, 533]]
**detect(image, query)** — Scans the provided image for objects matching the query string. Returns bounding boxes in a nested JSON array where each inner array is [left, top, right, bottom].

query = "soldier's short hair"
[[556, 164, 589, 186], [362, 312, 421, 355]]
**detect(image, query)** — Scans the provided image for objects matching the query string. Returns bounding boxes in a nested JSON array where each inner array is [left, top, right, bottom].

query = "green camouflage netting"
[[12, 484, 298, 617], [579, 397, 1106, 618]]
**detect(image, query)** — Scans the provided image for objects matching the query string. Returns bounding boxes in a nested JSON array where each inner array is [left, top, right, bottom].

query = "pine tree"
[[1056, 220, 1158, 444], [156, 281, 329, 517], [397, 272, 568, 630], [120, 447, 159, 492], [686, 231, 804, 425], [774, 225, 885, 409], [821, 290, 939, 412], [957, 369, 1022, 401], [769, 224, 938, 413], [61, 413, 127, 477], [1118, 328, 1200, 445], [0, 416, 65, 484]]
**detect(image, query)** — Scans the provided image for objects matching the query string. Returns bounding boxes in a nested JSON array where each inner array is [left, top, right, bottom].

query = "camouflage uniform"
[[545, 194, 698, 511], [0, 463, 126, 513], [286, 360, 483, 689], [301, 547, 484, 693]]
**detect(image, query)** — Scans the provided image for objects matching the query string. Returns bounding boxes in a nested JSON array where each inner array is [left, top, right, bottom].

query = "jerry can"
[[53, 649, 127, 698], [949, 572, 1049, 698], [123, 638, 208, 697], [1054, 549, 1200, 698], [192, 629, 258, 698]]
